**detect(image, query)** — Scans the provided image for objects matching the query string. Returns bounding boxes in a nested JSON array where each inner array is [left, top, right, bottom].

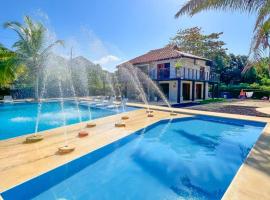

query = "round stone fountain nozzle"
[[121, 116, 129, 120], [115, 121, 126, 127], [86, 122, 96, 128], [78, 130, 89, 138], [25, 134, 44, 143], [146, 110, 154, 114], [147, 113, 154, 117], [170, 112, 177, 116], [58, 145, 75, 154]]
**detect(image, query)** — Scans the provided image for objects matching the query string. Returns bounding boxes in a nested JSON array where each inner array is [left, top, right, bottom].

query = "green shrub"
[[220, 83, 270, 99]]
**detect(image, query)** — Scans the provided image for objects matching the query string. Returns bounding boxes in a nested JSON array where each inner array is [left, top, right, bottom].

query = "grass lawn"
[[199, 98, 226, 104]]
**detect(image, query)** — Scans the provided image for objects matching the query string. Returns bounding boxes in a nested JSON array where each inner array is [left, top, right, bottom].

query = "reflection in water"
[[176, 129, 219, 150]]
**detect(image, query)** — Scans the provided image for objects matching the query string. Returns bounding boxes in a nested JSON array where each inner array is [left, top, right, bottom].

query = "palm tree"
[[175, 0, 270, 74], [4, 16, 64, 98]]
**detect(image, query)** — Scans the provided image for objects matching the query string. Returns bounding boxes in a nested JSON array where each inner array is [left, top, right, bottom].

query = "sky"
[[0, 0, 256, 72]]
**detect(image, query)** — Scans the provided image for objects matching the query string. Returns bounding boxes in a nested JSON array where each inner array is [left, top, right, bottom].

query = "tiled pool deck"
[[0, 103, 269, 200]]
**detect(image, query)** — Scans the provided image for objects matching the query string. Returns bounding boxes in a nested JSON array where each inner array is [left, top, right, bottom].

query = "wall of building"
[[158, 80, 178, 102], [134, 57, 211, 102], [180, 80, 193, 101], [195, 82, 204, 100], [205, 82, 209, 99], [136, 57, 210, 80]]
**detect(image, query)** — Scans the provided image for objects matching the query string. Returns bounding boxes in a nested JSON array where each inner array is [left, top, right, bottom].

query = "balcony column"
[[192, 80, 195, 101], [203, 82, 206, 100], [177, 79, 181, 103]]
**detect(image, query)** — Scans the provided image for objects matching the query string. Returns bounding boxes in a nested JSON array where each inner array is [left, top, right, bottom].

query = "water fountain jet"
[[25, 70, 48, 144], [57, 79, 75, 155]]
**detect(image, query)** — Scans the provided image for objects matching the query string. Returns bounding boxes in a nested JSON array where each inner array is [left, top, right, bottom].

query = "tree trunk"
[[35, 70, 39, 100]]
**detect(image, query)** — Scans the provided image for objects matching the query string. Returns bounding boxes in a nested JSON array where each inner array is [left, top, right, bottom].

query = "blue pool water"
[[1, 116, 265, 200], [0, 101, 137, 140]]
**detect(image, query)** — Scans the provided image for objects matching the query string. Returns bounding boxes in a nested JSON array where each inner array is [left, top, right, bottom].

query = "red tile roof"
[[128, 45, 210, 65]]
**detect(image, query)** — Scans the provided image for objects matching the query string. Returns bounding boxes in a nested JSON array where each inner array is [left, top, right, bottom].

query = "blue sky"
[[0, 0, 256, 71]]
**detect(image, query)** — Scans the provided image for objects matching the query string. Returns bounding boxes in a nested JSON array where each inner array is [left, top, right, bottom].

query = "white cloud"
[[94, 55, 122, 72], [94, 55, 121, 65]]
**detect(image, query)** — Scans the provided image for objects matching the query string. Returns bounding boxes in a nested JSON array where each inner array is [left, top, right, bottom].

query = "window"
[[157, 63, 170, 79]]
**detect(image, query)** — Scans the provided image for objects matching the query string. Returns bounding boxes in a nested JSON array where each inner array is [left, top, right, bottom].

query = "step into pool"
[[1, 116, 265, 200]]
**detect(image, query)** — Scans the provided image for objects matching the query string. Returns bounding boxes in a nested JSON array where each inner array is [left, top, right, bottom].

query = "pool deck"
[[0, 103, 270, 200], [0, 109, 188, 193]]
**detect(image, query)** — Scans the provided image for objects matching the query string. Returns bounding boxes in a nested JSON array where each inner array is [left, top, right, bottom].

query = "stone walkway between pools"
[[0, 109, 186, 193]]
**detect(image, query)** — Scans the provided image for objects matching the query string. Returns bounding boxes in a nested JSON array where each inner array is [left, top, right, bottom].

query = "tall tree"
[[170, 26, 227, 59], [4, 16, 63, 98], [175, 0, 270, 74]]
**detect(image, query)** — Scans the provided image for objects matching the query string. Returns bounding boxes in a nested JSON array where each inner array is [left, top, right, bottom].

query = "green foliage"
[[199, 98, 225, 104], [175, 60, 184, 69], [242, 67, 257, 83], [175, 0, 270, 73], [170, 26, 270, 85], [4, 16, 63, 97], [0, 45, 24, 88], [220, 83, 270, 99], [170, 27, 227, 58]]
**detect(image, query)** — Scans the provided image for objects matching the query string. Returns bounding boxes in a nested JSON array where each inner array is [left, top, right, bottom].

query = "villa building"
[[126, 45, 220, 104]]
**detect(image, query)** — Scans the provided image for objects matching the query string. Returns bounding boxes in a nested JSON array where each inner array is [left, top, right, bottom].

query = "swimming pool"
[[1, 116, 265, 200], [0, 101, 137, 140]]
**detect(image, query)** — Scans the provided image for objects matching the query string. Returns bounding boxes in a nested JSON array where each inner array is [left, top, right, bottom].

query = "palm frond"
[[175, 0, 263, 18], [40, 40, 64, 57], [254, 1, 270, 31]]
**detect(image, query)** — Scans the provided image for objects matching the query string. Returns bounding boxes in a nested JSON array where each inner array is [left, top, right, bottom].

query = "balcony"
[[149, 68, 220, 82]]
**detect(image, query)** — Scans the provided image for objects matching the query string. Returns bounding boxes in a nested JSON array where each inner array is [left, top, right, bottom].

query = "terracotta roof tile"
[[128, 45, 210, 65]]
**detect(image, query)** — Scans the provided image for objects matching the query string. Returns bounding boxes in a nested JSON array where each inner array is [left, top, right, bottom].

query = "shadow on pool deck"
[[246, 132, 270, 177]]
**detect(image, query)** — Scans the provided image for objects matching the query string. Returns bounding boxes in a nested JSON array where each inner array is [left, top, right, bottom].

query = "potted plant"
[[175, 59, 184, 77]]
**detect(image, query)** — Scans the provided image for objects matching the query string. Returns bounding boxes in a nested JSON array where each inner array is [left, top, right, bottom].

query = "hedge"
[[219, 83, 270, 99]]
